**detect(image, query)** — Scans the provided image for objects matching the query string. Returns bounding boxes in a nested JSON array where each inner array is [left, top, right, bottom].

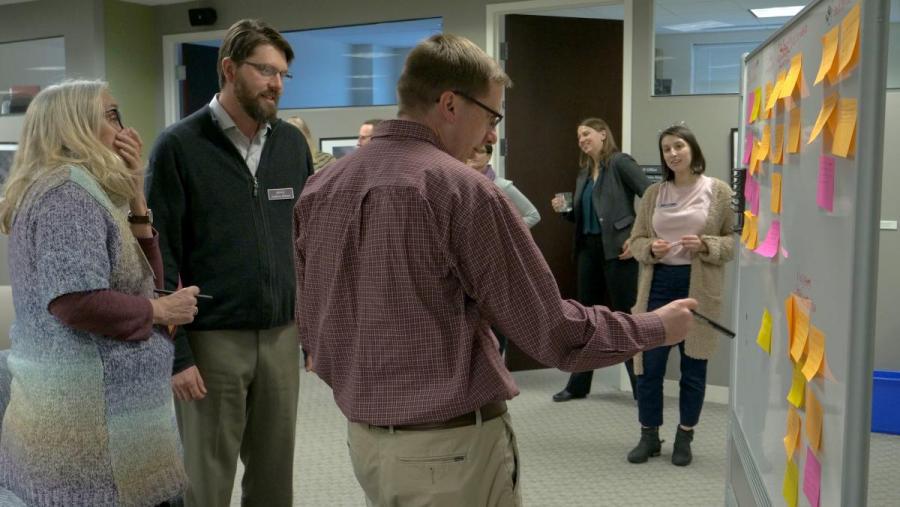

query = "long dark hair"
[[658, 125, 706, 181], [578, 117, 619, 170]]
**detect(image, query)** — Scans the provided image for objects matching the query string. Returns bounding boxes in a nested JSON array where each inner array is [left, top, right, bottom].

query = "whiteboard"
[[727, 0, 890, 506]]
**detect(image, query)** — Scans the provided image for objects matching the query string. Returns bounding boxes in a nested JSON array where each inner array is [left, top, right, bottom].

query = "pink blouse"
[[652, 175, 714, 265]]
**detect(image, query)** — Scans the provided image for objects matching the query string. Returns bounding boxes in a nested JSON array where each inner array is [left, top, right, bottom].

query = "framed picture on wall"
[[0, 143, 16, 186], [319, 137, 358, 159]]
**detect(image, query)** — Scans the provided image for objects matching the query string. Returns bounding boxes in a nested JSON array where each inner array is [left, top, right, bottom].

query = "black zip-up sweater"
[[147, 105, 313, 373]]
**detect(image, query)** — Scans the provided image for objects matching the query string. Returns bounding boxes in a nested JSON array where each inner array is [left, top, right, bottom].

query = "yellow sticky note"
[[757, 308, 773, 354], [771, 123, 785, 165], [758, 125, 771, 161], [802, 325, 826, 381], [771, 172, 783, 214], [785, 294, 795, 353], [750, 87, 762, 123], [838, 3, 861, 76], [747, 214, 760, 250], [815, 25, 840, 85], [760, 82, 773, 120], [787, 363, 806, 408], [783, 458, 800, 507], [780, 54, 803, 99], [791, 301, 811, 362], [806, 386, 824, 452], [832, 97, 858, 158], [784, 405, 802, 458], [808, 93, 838, 145], [767, 71, 786, 112], [788, 107, 802, 154], [741, 211, 752, 244]]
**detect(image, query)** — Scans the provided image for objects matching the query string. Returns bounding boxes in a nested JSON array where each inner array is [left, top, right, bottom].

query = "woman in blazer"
[[626, 125, 734, 467], [550, 118, 651, 402]]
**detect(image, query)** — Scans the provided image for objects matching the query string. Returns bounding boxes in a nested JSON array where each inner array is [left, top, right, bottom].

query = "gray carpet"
[[228, 368, 899, 506]]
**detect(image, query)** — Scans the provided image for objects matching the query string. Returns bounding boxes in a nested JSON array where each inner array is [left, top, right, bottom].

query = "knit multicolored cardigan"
[[0, 166, 187, 506]]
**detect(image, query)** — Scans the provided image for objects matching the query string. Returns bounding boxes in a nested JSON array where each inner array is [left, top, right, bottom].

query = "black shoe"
[[552, 389, 586, 402], [672, 427, 694, 466], [627, 426, 662, 463]]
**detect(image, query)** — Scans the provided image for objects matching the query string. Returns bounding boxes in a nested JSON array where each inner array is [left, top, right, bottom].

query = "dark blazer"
[[563, 152, 651, 260]]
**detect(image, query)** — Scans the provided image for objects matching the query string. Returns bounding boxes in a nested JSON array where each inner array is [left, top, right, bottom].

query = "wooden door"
[[503, 14, 624, 370]]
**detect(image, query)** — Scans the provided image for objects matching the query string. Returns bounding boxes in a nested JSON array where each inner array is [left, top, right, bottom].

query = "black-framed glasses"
[[243, 60, 293, 81], [104, 107, 123, 130], [452, 90, 503, 128]]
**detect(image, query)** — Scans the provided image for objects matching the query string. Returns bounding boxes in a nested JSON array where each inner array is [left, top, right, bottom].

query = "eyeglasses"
[[243, 60, 293, 81], [104, 107, 124, 130], [452, 90, 503, 128]]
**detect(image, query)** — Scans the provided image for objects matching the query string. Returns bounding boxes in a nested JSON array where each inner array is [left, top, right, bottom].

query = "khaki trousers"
[[175, 323, 299, 507], [348, 412, 522, 507]]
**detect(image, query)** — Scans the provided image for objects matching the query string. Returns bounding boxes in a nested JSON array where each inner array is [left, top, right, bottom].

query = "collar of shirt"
[[372, 119, 448, 154], [208, 94, 271, 141]]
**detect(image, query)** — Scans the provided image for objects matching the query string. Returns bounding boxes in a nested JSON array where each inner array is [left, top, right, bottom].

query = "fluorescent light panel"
[[663, 20, 733, 32], [750, 6, 805, 18]]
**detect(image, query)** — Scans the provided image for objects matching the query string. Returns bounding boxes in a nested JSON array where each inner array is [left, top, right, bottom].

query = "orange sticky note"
[[767, 70, 786, 112], [838, 3, 861, 76], [757, 308, 773, 354], [808, 93, 838, 145], [771, 172, 783, 213], [815, 25, 840, 85], [783, 458, 800, 507], [806, 386, 824, 452], [750, 87, 762, 123], [780, 54, 803, 99], [749, 143, 761, 175], [832, 97, 857, 158], [788, 107, 802, 154], [787, 363, 806, 408], [802, 325, 826, 381], [741, 211, 752, 244], [761, 82, 773, 120], [771, 123, 785, 165], [791, 301, 811, 362], [746, 213, 760, 250], [758, 125, 771, 161], [784, 405, 802, 458], [785, 294, 796, 352]]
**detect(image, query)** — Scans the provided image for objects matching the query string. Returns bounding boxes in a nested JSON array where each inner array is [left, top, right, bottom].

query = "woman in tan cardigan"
[[626, 125, 734, 467]]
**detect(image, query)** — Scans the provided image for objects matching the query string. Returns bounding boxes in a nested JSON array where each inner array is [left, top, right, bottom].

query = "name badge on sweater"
[[267, 188, 295, 200]]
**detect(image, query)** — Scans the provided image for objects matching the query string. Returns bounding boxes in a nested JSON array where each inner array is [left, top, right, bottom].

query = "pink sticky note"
[[743, 132, 754, 165], [803, 447, 821, 507], [755, 220, 781, 258], [745, 176, 760, 216], [817, 156, 835, 212], [746, 92, 756, 124], [781, 245, 790, 258]]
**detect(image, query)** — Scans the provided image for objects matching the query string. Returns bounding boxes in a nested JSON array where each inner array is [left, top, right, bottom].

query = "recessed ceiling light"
[[663, 21, 733, 32], [750, 6, 805, 18]]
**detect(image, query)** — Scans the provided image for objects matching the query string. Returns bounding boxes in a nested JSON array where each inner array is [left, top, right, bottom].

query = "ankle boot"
[[627, 426, 662, 463], [672, 427, 694, 466]]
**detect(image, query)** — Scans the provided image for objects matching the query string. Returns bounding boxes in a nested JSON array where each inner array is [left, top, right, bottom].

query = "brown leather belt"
[[370, 401, 508, 432]]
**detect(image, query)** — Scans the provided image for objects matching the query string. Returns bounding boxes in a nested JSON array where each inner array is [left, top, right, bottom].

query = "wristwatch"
[[127, 208, 153, 225]]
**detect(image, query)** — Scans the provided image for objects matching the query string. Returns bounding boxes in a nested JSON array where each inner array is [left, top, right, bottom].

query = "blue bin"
[[872, 370, 900, 435]]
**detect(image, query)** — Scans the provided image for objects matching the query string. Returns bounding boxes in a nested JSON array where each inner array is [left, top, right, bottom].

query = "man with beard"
[[147, 19, 312, 506]]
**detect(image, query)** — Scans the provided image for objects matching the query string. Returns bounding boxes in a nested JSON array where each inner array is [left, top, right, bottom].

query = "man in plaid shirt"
[[293, 33, 697, 507]]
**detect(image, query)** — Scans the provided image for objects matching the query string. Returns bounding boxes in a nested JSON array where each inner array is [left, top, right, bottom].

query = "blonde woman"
[[286, 116, 335, 172], [0, 80, 199, 506], [626, 125, 734, 466]]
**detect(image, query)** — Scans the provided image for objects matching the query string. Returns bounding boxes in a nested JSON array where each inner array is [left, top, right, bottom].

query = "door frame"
[[485, 0, 635, 391], [162, 29, 228, 128], [485, 0, 634, 179]]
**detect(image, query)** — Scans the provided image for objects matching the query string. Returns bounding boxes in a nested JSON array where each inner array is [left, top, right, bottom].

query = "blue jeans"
[[636, 265, 708, 427]]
